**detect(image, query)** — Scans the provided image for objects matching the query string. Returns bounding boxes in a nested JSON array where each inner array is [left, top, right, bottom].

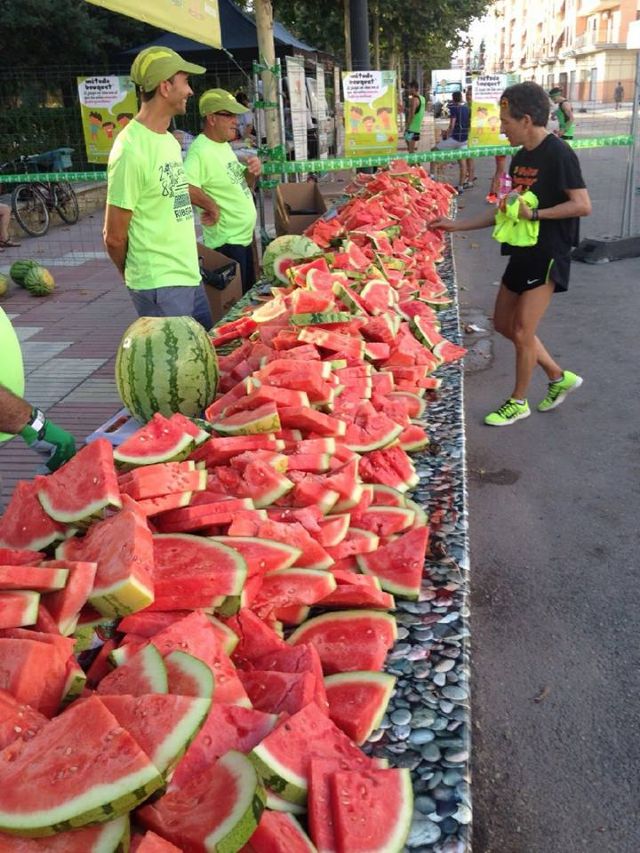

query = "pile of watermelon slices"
[[0, 162, 464, 851]]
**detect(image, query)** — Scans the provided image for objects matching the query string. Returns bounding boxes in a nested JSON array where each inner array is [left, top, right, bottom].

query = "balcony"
[[574, 32, 625, 51]]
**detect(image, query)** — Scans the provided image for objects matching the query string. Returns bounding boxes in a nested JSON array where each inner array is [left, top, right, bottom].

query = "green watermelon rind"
[[204, 751, 267, 852], [0, 590, 40, 627], [289, 312, 354, 326], [344, 422, 403, 453], [287, 610, 398, 657], [323, 670, 396, 745], [409, 315, 441, 350], [212, 408, 282, 437], [164, 650, 215, 700], [249, 745, 308, 805], [265, 788, 307, 815], [9, 259, 40, 286], [114, 433, 194, 467], [402, 498, 430, 529], [99, 642, 168, 695], [60, 660, 87, 707], [37, 490, 122, 526], [85, 569, 155, 619]]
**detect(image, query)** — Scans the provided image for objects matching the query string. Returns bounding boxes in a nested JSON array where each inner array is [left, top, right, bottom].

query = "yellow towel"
[[492, 190, 540, 247]]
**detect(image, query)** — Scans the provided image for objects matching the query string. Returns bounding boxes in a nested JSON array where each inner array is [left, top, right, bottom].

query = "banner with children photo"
[[342, 70, 397, 157], [469, 75, 509, 147], [77, 76, 138, 164]]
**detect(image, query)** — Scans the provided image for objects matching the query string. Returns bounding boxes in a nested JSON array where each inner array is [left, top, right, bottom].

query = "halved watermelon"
[[96, 643, 168, 696], [0, 815, 130, 852], [357, 525, 429, 599], [245, 811, 316, 852], [98, 693, 211, 774], [114, 413, 194, 467], [324, 671, 396, 745], [37, 439, 121, 524], [138, 750, 265, 851], [0, 695, 163, 836], [288, 611, 397, 674], [0, 481, 67, 552]]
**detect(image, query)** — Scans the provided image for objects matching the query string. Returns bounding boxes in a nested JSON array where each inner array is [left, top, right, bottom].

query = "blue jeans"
[[129, 284, 212, 330]]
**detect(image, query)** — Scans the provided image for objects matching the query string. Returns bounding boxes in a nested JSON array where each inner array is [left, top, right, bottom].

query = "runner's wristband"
[[531, 208, 539, 221], [19, 408, 47, 443]]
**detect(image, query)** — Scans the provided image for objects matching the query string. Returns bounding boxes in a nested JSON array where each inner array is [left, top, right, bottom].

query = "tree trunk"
[[254, 0, 280, 152], [344, 0, 352, 71]]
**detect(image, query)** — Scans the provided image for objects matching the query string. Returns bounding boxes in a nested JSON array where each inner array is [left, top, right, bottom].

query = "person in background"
[[234, 92, 255, 143], [430, 82, 591, 427], [549, 87, 575, 140], [404, 81, 426, 154], [433, 90, 470, 193], [0, 307, 76, 486], [462, 86, 476, 189], [487, 155, 508, 204], [103, 46, 213, 330], [185, 88, 262, 294], [0, 203, 20, 251], [614, 81, 624, 110]]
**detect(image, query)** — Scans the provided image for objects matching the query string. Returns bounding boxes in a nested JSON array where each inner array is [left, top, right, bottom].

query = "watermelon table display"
[[23, 265, 55, 297], [115, 315, 218, 423]]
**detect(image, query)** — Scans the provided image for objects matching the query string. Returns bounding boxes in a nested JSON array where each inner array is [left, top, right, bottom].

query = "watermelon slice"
[[164, 650, 215, 698], [0, 695, 163, 836], [0, 480, 67, 552], [38, 560, 98, 636], [0, 690, 48, 751], [119, 461, 205, 500], [251, 569, 337, 615], [151, 534, 247, 603], [37, 439, 121, 524], [0, 564, 68, 591], [119, 611, 238, 655], [57, 507, 154, 618], [358, 445, 418, 493], [211, 536, 301, 575], [288, 611, 397, 674], [0, 815, 130, 852], [138, 750, 265, 851], [0, 548, 44, 566], [134, 831, 183, 852], [211, 402, 281, 436], [324, 671, 396, 745], [225, 609, 286, 667], [0, 637, 70, 716], [357, 524, 429, 599], [96, 643, 168, 696], [250, 644, 328, 715], [238, 670, 317, 716], [330, 768, 413, 852], [0, 592, 40, 629], [250, 703, 375, 805], [245, 811, 317, 852], [98, 693, 211, 774], [114, 413, 195, 467]]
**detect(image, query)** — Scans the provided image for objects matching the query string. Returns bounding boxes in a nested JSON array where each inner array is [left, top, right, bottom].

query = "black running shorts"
[[502, 253, 571, 294]]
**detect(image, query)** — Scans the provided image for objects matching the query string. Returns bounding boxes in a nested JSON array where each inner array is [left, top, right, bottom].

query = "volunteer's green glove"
[[19, 408, 76, 473]]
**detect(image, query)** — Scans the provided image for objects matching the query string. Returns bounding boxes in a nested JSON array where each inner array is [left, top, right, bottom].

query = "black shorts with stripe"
[[502, 253, 571, 294]]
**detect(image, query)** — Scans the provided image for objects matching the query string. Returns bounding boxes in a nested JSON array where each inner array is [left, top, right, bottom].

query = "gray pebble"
[[390, 708, 412, 726], [452, 804, 472, 825], [407, 819, 441, 846], [442, 685, 469, 701], [414, 794, 436, 814], [444, 748, 469, 763], [432, 671, 447, 687], [409, 729, 435, 746], [420, 743, 441, 762], [434, 658, 456, 673], [391, 724, 411, 740], [412, 709, 436, 727]]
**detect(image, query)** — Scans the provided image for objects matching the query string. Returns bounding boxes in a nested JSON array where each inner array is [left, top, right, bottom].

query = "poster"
[[469, 75, 509, 147], [342, 70, 397, 157], [334, 66, 344, 157], [285, 56, 308, 163], [77, 76, 138, 164], [85, 0, 221, 48], [315, 63, 329, 160]]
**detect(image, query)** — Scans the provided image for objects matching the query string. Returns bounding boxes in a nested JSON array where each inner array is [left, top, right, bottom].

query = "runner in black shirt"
[[429, 81, 592, 427]]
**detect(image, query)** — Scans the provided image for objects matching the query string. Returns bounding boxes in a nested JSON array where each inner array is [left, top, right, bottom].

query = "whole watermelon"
[[9, 259, 40, 287], [0, 273, 9, 298], [23, 265, 55, 296], [262, 235, 320, 284], [116, 315, 218, 423]]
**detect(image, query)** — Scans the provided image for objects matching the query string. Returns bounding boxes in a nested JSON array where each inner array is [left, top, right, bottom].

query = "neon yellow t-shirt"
[[184, 134, 256, 249], [107, 120, 200, 290], [0, 307, 25, 442]]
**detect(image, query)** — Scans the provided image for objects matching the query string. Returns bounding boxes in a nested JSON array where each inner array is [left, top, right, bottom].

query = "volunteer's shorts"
[[404, 131, 420, 142], [435, 137, 467, 151], [502, 253, 571, 294]]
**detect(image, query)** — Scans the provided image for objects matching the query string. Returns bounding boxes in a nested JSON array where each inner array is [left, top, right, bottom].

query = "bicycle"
[[0, 148, 79, 237]]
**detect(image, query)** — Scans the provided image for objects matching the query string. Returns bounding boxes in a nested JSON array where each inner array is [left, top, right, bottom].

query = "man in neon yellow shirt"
[[0, 307, 76, 486], [104, 47, 214, 328], [185, 88, 262, 293]]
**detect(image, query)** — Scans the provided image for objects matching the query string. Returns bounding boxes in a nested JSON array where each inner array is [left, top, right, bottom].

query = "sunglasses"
[[214, 111, 236, 118]]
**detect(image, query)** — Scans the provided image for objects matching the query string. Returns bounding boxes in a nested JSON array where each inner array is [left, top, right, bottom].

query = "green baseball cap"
[[199, 88, 249, 117], [131, 47, 206, 93]]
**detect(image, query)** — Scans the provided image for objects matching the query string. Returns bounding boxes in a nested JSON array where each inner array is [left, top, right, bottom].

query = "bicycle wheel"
[[55, 181, 79, 225], [12, 184, 49, 237]]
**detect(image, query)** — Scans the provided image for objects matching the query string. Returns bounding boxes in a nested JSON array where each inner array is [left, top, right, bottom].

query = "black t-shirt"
[[502, 133, 586, 258]]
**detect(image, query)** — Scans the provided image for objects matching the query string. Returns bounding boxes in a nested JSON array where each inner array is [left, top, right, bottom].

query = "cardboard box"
[[274, 182, 327, 236], [317, 180, 351, 207], [197, 244, 243, 324]]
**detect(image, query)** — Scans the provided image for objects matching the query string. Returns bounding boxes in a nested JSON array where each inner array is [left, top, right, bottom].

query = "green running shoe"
[[537, 371, 583, 412], [484, 398, 531, 426]]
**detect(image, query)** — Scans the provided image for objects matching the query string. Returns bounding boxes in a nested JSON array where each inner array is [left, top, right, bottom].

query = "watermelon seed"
[[13, 726, 22, 734]]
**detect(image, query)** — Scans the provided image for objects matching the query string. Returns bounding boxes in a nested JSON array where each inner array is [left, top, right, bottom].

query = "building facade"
[[483, 0, 637, 104]]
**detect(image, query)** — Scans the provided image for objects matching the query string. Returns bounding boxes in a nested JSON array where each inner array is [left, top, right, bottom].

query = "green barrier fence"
[[0, 136, 633, 184]]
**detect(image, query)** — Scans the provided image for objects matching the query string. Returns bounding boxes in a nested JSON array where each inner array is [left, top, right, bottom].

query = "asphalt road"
[[452, 149, 640, 852]]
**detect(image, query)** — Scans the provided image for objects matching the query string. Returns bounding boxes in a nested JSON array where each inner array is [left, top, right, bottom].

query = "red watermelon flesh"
[[0, 548, 44, 566], [150, 612, 251, 707], [0, 695, 163, 836], [39, 560, 98, 636], [133, 831, 183, 852], [117, 610, 191, 638], [319, 579, 395, 610], [114, 413, 194, 466], [96, 643, 168, 696], [57, 507, 154, 618], [0, 480, 67, 552], [238, 670, 316, 716], [0, 564, 68, 591], [0, 689, 48, 751], [225, 609, 286, 667], [357, 524, 429, 599], [0, 816, 130, 852], [250, 644, 328, 715], [85, 639, 117, 689], [308, 758, 342, 853], [36, 438, 121, 523], [119, 461, 203, 500], [227, 519, 333, 571], [169, 705, 277, 791], [151, 533, 247, 599], [33, 603, 61, 635], [251, 569, 337, 615], [288, 611, 397, 675], [324, 671, 396, 745], [245, 811, 316, 852], [0, 638, 70, 716], [98, 693, 211, 773]]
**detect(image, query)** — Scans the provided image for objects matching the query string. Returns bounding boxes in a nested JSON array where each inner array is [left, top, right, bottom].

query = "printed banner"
[[85, 0, 221, 47], [77, 76, 138, 164], [469, 75, 509, 148], [285, 56, 308, 163], [316, 63, 329, 160], [342, 70, 397, 157]]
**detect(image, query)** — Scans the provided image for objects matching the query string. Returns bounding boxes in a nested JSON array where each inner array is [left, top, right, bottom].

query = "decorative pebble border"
[[220, 227, 470, 853]]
